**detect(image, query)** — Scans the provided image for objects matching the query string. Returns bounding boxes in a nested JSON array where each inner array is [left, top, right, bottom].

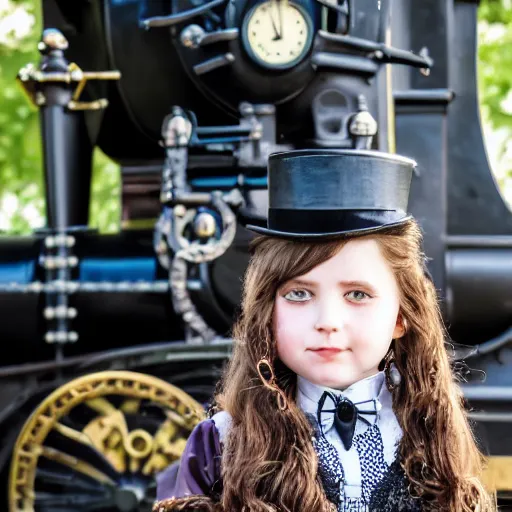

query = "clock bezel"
[[241, 0, 314, 71]]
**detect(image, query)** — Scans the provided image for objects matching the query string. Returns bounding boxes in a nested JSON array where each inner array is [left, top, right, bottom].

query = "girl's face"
[[273, 238, 405, 389]]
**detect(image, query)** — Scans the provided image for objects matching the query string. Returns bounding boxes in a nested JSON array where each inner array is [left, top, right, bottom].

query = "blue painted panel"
[[0, 261, 34, 283], [80, 258, 157, 282]]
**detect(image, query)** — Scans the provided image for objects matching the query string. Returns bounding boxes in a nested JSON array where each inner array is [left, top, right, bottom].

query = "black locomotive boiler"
[[0, 0, 511, 510]]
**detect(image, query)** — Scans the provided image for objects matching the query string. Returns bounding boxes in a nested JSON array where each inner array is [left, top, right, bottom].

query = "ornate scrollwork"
[[9, 371, 205, 512], [153, 107, 244, 343]]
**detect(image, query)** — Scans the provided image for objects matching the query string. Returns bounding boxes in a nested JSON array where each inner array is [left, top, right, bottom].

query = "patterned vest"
[[297, 372, 424, 511]]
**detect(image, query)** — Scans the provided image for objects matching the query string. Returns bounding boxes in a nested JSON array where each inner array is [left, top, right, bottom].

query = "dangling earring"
[[257, 334, 289, 411], [257, 358, 289, 411], [383, 316, 407, 391], [383, 346, 402, 392]]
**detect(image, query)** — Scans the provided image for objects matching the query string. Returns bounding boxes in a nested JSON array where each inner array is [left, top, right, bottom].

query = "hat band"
[[268, 208, 406, 234]]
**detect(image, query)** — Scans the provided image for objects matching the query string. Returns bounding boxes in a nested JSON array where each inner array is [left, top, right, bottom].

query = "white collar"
[[296, 371, 387, 435]]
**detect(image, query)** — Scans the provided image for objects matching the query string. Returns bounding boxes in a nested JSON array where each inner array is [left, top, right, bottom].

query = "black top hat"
[[245, 149, 416, 240]]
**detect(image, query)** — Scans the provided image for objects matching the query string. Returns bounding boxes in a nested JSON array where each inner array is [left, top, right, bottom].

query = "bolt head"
[[42, 29, 69, 51], [174, 205, 186, 217], [194, 212, 216, 238]]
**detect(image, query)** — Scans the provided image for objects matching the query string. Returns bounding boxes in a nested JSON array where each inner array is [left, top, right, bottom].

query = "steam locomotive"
[[0, 0, 511, 510]]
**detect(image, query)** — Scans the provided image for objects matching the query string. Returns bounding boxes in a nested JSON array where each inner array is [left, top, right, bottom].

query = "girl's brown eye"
[[283, 289, 311, 302]]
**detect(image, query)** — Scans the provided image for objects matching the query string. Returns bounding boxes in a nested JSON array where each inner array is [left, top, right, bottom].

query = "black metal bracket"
[[470, 326, 512, 359], [318, 30, 434, 74], [140, 0, 227, 30]]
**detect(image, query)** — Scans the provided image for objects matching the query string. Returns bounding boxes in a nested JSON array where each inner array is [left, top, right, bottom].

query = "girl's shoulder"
[[155, 418, 220, 501], [156, 412, 232, 502], [210, 410, 232, 445]]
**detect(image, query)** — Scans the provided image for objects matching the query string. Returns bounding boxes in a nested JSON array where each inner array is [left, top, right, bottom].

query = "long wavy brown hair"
[[157, 219, 497, 512]]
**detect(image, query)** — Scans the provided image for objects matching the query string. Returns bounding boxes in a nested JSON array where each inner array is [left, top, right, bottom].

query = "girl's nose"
[[314, 300, 344, 333]]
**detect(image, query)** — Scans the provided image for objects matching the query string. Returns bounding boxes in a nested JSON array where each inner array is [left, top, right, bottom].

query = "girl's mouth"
[[309, 348, 344, 357]]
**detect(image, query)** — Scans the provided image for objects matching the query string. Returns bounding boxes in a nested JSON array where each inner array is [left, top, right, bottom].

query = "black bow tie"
[[317, 391, 379, 451]]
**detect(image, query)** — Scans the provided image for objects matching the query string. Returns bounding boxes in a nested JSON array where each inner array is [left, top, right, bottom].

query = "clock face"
[[242, 1, 313, 69]]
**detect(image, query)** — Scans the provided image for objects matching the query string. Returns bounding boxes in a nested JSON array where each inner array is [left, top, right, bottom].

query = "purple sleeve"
[[156, 419, 222, 501]]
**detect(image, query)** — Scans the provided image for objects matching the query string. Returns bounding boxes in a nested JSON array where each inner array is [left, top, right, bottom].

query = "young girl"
[[154, 150, 496, 512]]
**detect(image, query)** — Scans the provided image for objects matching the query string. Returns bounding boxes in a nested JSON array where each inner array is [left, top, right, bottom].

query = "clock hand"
[[270, 0, 281, 40], [278, 0, 284, 39]]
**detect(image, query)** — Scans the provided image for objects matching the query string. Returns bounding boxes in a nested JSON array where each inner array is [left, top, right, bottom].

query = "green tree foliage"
[[0, 0, 44, 233], [478, 0, 512, 208], [478, 0, 512, 130], [0, 1, 510, 234], [478, 0, 512, 207], [0, 0, 120, 234]]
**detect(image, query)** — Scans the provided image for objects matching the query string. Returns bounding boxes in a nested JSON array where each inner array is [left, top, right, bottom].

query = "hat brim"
[[244, 216, 413, 241]]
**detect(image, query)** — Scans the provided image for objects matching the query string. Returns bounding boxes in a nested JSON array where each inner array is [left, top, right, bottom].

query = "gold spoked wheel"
[[9, 371, 205, 512]]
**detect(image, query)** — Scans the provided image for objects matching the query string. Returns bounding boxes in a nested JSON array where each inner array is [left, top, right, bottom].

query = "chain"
[[169, 257, 218, 343]]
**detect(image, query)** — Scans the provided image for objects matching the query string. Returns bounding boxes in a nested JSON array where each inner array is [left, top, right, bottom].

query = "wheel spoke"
[[9, 371, 205, 511], [36, 467, 109, 492], [34, 490, 116, 510], [40, 446, 117, 486], [45, 425, 121, 481]]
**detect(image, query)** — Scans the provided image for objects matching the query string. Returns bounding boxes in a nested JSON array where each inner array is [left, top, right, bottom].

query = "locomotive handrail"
[[444, 235, 512, 248], [17, 69, 121, 84], [180, 26, 239, 49], [0, 340, 232, 378], [0, 280, 170, 294], [471, 326, 512, 358], [462, 386, 512, 402], [197, 28, 239, 46], [140, 0, 227, 30], [317, 30, 433, 72], [311, 52, 379, 75], [193, 53, 235, 75]]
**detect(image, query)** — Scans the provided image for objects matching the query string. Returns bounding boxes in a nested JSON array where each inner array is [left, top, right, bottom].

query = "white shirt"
[[211, 371, 402, 502], [296, 371, 402, 499]]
